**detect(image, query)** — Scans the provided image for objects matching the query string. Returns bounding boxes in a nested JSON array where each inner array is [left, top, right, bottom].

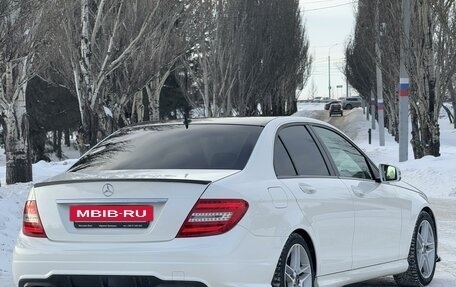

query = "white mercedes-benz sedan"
[[13, 117, 438, 287]]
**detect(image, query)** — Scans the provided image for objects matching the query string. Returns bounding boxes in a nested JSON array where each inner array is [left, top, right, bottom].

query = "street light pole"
[[328, 55, 331, 99], [328, 43, 339, 99]]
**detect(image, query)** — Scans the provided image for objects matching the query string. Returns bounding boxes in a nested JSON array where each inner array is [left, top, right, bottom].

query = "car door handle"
[[351, 186, 365, 197], [299, 184, 317, 194]]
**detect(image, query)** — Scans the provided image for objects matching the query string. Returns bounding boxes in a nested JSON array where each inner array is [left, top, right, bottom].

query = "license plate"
[[70, 205, 153, 228]]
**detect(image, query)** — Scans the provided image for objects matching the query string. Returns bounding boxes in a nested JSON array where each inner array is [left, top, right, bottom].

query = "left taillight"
[[177, 199, 249, 238], [23, 200, 47, 238]]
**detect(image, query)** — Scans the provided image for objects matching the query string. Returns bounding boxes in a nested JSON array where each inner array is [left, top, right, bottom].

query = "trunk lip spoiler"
[[55, 198, 168, 204], [34, 178, 212, 188]]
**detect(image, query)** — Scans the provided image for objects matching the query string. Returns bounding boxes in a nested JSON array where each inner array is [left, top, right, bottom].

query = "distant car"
[[342, 96, 363, 109], [329, 102, 343, 117], [324, 100, 340, 110], [13, 117, 438, 287]]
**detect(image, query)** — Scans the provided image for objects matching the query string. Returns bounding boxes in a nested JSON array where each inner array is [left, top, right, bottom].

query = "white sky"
[[298, 0, 357, 100]]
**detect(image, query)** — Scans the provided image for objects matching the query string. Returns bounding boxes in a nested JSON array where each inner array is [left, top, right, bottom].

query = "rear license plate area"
[[70, 205, 153, 229]]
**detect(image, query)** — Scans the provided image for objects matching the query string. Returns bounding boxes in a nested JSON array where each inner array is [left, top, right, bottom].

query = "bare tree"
[[0, 0, 47, 184], [433, 0, 456, 128], [348, 0, 456, 154], [181, 0, 311, 117], [49, 0, 183, 154], [345, 0, 376, 111], [378, 0, 401, 141], [406, 0, 453, 157]]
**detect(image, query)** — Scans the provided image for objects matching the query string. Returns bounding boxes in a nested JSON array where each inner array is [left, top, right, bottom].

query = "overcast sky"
[[298, 0, 357, 100]]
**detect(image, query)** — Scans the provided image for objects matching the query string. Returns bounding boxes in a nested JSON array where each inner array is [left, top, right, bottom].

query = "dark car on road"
[[329, 102, 343, 117]]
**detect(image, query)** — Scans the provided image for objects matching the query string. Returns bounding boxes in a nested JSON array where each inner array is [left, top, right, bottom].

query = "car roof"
[[126, 116, 332, 129]]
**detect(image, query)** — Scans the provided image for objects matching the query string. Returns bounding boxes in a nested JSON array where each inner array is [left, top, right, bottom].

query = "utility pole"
[[375, 0, 385, 146], [328, 55, 331, 99], [371, 90, 376, 130], [328, 43, 339, 99], [399, 0, 411, 162], [346, 76, 349, 98]]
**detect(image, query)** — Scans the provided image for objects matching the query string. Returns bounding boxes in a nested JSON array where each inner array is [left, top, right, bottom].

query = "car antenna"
[[183, 113, 192, 129]]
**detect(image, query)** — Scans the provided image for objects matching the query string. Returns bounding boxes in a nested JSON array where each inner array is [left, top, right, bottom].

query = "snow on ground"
[[347, 109, 456, 199], [0, 158, 77, 286], [1, 105, 456, 286]]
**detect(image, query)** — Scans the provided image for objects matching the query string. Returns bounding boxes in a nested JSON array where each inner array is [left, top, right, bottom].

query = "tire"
[[345, 104, 352, 110], [394, 211, 437, 286], [271, 233, 315, 287]]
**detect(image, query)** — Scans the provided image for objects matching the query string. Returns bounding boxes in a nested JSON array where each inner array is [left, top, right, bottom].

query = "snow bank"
[[0, 159, 75, 286], [347, 109, 456, 199]]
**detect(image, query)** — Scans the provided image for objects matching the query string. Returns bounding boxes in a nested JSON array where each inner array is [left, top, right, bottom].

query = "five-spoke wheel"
[[272, 234, 314, 287], [394, 211, 437, 286]]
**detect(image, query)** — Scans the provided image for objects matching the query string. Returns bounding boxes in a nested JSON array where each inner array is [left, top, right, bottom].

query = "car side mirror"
[[378, 164, 401, 182]]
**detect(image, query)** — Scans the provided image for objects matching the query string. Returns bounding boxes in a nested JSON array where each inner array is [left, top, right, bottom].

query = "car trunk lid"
[[33, 169, 239, 242]]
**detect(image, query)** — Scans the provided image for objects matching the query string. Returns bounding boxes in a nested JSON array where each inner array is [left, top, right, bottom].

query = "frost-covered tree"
[[0, 0, 47, 184]]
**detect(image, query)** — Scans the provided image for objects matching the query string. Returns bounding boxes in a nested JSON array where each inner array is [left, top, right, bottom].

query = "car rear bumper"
[[13, 226, 283, 287], [18, 275, 206, 287]]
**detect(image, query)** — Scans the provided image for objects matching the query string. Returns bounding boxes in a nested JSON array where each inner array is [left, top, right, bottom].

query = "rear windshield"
[[69, 124, 263, 172]]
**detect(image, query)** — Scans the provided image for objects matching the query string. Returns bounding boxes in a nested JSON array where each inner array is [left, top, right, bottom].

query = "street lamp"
[[328, 43, 339, 99]]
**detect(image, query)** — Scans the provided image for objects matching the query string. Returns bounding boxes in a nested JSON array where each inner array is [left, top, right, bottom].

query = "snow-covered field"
[[0, 104, 455, 286]]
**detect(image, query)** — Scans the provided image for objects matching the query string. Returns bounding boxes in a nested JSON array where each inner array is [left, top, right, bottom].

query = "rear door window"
[[274, 138, 297, 177], [69, 124, 263, 172], [276, 126, 330, 176]]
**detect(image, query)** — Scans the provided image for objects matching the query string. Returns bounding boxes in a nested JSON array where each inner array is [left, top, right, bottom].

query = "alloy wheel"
[[284, 243, 312, 287], [416, 220, 436, 279]]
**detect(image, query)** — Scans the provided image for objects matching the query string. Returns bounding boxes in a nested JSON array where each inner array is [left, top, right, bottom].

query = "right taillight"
[[23, 200, 47, 238], [177, 199, 249, 238]]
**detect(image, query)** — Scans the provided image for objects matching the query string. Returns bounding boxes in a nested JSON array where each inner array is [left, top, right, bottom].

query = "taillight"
[[23, 200, 47, 238], [177, 199, 249, 237]]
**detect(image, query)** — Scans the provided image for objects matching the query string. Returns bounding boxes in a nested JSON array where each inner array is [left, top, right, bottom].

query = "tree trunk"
[[4, 94, 33, 184], [147, 70, 171, 122], [410, 104, 440, 158], [131, 91, 144, 123], [53, 130, 58, 152], [407, 1, 441, 158], [56, 130, 63, 159], [76, 0, 97, 155], [64, 129, 71, 147], [32, 131, 49, 163], [449, 81, 456, 129], [146, 80, 160, 122], [2, 57, 33, 184], [201, 42, 211, 117], [78, 103, 99, 155]]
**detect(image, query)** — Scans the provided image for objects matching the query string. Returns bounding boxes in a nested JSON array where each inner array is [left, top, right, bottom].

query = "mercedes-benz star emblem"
[[102, 183, 114, 197]]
